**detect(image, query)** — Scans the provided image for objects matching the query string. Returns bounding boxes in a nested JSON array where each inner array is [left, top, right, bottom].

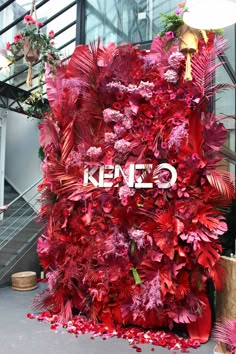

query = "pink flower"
[[104, 132, 117, 144], [50, 41, 54, 45], [6, 42, 11, 50], [103, 108, 123, 123], [37, 21, 44, 27], [165, 31, 175, 40], [113, 124, 126, 136], [174, 9, 182, 15], [118, 185, 135, 199], [14, 33, 22, 43], [49, 30, 55, 38], [163, 69, 179, 83], [86, 146, 102, 159], [168, 51, 185, 69], [122, 117, 133, 130], [114, 139, 130, 153], [24, 14, 34, 23]]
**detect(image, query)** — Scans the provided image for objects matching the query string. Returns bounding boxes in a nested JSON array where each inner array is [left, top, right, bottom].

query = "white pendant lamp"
[[183, 0, 236, 30]]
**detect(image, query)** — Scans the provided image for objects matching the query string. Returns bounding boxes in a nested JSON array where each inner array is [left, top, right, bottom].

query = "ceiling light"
[[183, 0, 236, 30]]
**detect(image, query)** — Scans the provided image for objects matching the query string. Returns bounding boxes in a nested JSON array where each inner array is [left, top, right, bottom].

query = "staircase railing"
[[0, 178, 43, 284], [0, 177, 42, 250], [0, 177, 42, 213]]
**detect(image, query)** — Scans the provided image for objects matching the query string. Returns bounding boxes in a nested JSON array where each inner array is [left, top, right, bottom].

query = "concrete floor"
[[0, 283, 216, 354]]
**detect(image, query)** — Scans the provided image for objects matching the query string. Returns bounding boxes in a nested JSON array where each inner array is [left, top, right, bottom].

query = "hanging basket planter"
[[6, 0, 59, 88], [23, 36, 40, 63]]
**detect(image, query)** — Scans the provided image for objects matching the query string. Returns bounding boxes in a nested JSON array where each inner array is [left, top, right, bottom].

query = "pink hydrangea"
[[118, 185, 135, 199], [168, 51, 185, 69], [86, 146, 102, 158], [122, 117, 133, 130], [114, 124, 126, 136], [65, 150, 82, 168], [163, 69, 179, 83], [114, 139, 130, 153], [103, 108, 123, 123], [128, 227, 152, 249], [104, 132, 117, 144]]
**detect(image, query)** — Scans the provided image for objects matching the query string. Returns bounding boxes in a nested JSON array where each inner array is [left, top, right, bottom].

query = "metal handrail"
[[0, 178, 44, 283], [0, 177, 42, 213], [0, 191, 40, 249]]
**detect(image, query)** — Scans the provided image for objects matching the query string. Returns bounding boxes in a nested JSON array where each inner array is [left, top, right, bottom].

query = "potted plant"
[[6, 14, 59, 86]]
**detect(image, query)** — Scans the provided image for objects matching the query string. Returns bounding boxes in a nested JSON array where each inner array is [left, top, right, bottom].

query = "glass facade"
[[85, 0, 179, 44]]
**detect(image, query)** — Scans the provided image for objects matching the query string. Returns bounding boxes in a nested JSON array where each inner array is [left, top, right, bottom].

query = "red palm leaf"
[[206, 170, 235, 200], [192, 36, 229, 99]]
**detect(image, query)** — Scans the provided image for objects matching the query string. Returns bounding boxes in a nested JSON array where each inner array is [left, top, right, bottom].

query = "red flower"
[[24, 14, 34, 23], [14, 33, 22, 43], [37, 21, 44, 27], [115, 92, 124, 101], [49, 30, 55, 38], [161, 142, 167, 149], [6, 42, 11, 50], [112, 101, 122, 110]]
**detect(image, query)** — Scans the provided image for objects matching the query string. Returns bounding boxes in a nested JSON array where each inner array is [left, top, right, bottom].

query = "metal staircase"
[[0, 179, 44, 286]]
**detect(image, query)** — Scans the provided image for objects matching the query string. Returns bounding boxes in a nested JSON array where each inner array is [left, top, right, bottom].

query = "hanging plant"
[[6, 1, 59, 87]]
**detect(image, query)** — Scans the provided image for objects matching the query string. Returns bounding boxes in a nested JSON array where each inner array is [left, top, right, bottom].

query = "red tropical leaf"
[[39, 119, 60, 150], [195, 242, 222, 268], [206, 170, 235, 200], [172, 307, 198, 324]]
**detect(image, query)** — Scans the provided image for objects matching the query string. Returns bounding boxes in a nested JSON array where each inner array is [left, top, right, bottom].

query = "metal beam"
[[0, 0, 15, 12], [76, 0, 86, 45]]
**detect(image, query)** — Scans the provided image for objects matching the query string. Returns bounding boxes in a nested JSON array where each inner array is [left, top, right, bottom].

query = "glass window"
[[85, 0, 179, 45], [215, 63, 235, 130], [223, 24, 235, 71]]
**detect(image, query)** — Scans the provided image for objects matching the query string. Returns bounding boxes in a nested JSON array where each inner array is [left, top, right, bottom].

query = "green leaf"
[[130, 267, 142, 285]]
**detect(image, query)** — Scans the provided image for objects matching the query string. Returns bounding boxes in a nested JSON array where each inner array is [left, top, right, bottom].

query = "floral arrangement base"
[[27, 311, 200, 352]]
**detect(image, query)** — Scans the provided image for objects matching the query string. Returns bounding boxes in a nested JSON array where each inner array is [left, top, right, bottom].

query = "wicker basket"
[[214, 342, 231, 354], [11, 271, 37, 291]]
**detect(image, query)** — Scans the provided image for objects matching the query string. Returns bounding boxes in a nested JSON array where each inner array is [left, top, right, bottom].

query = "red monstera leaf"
[[195, 242, 222, 268]]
